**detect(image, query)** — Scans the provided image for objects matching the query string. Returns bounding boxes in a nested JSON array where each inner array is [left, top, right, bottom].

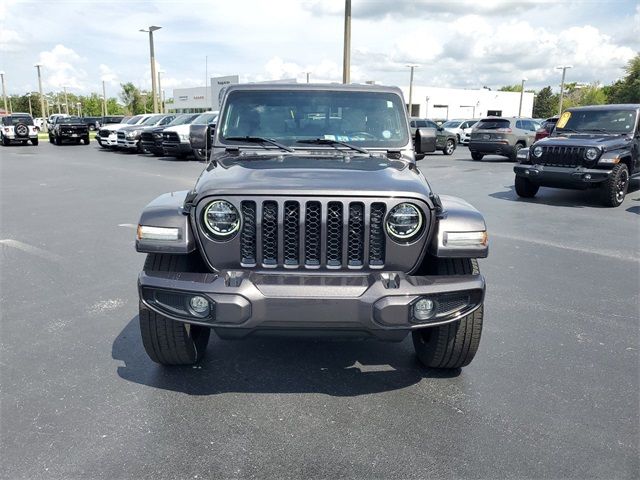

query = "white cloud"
[[98, 64, 118, 85], [37, 44, 88, 90], [0, 29, 26, 53]]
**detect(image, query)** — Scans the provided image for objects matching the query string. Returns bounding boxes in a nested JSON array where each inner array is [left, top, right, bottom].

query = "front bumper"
[[139, 270, 485, 341], [514, 164, 613, 187], [141, 138, 164, 154], [163, 141, 192, 156], [117, 137, 140, 149], [97, 133, 118, 146], [469, 141, 514, 156]]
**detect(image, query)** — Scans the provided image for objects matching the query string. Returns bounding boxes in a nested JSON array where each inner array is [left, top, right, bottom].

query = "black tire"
[[471, 152, 483, 161], [75, 138, 81, 145], [2, 136, 9, 146], [443, 139, 455, 156], [31, 138, 39, 146], [412, 258, 483, 369], [510, 143, 524, 162], [49, 135, 54, 144], [601, 163, 629, 207], [192, 148, 208, 162], [515, 176, 539, 198], [15, 123, 29, 138], [54, 136, 61, 145], [139, 253, 211, 365], [83, 138, 90, 145]]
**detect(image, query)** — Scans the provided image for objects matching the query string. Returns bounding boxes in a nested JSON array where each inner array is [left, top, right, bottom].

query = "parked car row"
[[46, 114, 126, 132], [95, 111, 219, 160]]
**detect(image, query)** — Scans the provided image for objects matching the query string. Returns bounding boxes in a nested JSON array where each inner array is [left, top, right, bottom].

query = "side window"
[[515, 120, 523, 130], [410, 120, 416, 128], [425, 121, 437, 129]]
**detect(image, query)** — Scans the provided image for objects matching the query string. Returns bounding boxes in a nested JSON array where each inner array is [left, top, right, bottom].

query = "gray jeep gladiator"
[[135, 84, 489, 369]]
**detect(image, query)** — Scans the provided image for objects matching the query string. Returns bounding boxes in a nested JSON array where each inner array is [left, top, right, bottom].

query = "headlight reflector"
[[532, 145, 543, 158], [585, 147, 599, 161], [137, 225, 180, 241], [444, 231, 488, 248], [203, 200, 240, 239], [386, 203, 423, 241]]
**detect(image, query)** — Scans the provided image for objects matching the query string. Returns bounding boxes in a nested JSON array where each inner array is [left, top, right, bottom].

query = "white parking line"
[[118, 224, 138, 229], [0, 239, 63, 262]]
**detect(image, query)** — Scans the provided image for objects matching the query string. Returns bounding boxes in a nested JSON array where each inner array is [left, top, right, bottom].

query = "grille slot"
[[347, 203, 365, 267], [283, 201, 300, 266], [304, 202, 321, 267], [539, 146, 585, 168], [326, 202, 343, 267], [240, 201, 257, 265], [261, 201, 278, 266], [369, 203, 386, 266]]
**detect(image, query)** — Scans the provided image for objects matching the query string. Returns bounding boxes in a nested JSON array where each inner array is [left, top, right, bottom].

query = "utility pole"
[[140, 26, 162, 113], [102, 80, 107, 117], [28, 95, 33, 116], [63, 86, 69, 115], [406, 64, 419, 115], [556, 65, 573, 116], [342, 0, 351, 84], [518, 77, 527, 116], [35, 64, 47, 132], [0, 71, 7, 113], [305, 72, 311, 83]]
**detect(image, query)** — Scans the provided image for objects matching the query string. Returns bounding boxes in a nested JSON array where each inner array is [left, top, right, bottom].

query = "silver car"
[[469, 117, 540, 161]]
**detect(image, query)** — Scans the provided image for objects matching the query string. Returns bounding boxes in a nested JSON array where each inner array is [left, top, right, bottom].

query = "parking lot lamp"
[[63, 86, 69, 115], [556, 65, 573, 115], [34, 64, 47, 132], [76, 102, 82, 117], [342, 0, 351, 83], [140, 26, 162, 113], [518, 77, 527, 116], [0, 71, 7, 114], [406, 64, 419, 115], [102, 80, 108, 117], [157, 70, 165, 113]]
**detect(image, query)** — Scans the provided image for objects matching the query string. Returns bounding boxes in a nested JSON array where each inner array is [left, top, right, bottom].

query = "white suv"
[[1, 113, 40, 146], [96, 114, 152, 148], [162, 111, 218, 159]]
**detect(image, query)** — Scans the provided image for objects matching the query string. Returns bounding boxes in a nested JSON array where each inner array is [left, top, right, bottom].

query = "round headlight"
[[386, 203, 423, 242], [532, 145, 543, 158], [203, 200, 240, 239], [585, 147, 599, 161]]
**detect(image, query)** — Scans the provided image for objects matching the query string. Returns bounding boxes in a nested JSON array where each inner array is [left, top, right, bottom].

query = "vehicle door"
[[633, 111, 640, 173], [425, 120, 445, 148], [515, 120, 529, 145]]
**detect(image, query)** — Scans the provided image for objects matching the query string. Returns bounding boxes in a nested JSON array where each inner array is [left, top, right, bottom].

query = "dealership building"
[[170, 79, 534, 120]]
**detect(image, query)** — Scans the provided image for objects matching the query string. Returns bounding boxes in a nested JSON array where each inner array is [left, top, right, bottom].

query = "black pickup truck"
[[49, 116, 90, 145], [514, 104, 639, 207]]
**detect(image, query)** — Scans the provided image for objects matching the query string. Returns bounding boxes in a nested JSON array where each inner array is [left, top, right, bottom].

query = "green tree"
[[499, 84, 523, 92], [563, 82, 607, 109], [604, 54, 640, 103], [532, 86, 559, 118], [120, 82, 143, 114]]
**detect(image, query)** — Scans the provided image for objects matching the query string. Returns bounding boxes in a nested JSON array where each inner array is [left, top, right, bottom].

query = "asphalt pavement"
[[1, 142, 638, 479]]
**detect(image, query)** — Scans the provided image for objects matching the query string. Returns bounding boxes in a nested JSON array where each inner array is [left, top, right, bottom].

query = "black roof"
[[567, 104, 640, 111]]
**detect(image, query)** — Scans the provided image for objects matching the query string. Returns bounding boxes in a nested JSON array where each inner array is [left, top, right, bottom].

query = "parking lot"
[[1, 142, 638, 479]]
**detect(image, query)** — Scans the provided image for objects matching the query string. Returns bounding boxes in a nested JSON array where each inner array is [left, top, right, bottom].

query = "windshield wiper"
[[296, 138, 370, 154], [225, 136, 294, 152], [555, 127, 580, 133], [582, 128, 613, 134]]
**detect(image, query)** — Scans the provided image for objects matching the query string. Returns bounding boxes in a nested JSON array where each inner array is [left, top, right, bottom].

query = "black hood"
[[193, 152, 432, 201], [537, 133, 633, 152]]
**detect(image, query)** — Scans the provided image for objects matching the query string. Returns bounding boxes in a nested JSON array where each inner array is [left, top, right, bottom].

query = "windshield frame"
[[217, 89, 411, 151]]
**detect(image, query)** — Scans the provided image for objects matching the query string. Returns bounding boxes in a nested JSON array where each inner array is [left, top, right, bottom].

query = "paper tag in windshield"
[[557, 111, 571, 129], [323, 134, 336, 140]]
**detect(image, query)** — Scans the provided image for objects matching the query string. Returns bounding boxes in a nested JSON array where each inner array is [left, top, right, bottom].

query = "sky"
[[1, 0, 639, 100]]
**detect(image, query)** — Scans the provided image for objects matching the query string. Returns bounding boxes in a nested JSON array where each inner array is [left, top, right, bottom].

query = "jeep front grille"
[[538, 146, 586, 168], [236, 199, 392, 269]]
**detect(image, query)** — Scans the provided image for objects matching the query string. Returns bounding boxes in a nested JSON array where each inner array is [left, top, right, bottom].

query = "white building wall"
[[399, 86, 535, 120]]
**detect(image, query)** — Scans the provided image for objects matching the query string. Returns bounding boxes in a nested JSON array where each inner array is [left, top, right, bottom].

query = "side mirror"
[[415, 128, 437, 154]]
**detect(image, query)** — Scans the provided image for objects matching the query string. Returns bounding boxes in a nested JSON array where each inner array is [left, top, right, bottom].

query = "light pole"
[[406, 64, 419, 115], [76, 102, 82, 117], [102, 80, 108, 117], [28, 94, 33, 116], [157, 70, 164, 113], [63, 86, 69, 115], [425, 96, 430, 117], [304, 71, 311, 83], [518, 77, 527, 116], [342, 0, 351, 84], [0, 71, 7, 113], [34, 64, 47, 132], [140, 26, 162, 113], [556, 65, 573, 115]]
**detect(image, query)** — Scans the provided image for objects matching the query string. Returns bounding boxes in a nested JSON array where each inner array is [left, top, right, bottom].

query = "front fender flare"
[[429, 195, 488, 258]]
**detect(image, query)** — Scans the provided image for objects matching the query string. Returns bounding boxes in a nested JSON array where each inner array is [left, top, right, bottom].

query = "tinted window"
[[167, 114, 200, 126], [476, 119, 511, 130], [58, 117, 83, 124], [442, 121, 461, 128], [141, 115, 165, 126], [4, 116, 34, 125], [219, 90, 410, 148], [516, 120, 524, 129], [417, 120, 429, 128], [127, 115, 143, 124], [193, 113, 218, 125], [410, 120, 416, 128]]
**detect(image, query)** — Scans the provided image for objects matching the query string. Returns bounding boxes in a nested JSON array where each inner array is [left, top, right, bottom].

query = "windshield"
[[5, 116, 34, 126], [442, 121, 462, 128], [557, 109, 637, 134], [219, 90, 410, 148], [167, 114, 200, 126], [126, 115, 143, 124], [141, 115, 164, 126], [193, 113, 218, 125], [58, 117, 83, 124]]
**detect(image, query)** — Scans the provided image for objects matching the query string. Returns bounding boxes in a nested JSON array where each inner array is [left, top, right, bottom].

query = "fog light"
[[413, 298, 435, 321], [189, 295, 210, 316], [583, 174, 591, 180]]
